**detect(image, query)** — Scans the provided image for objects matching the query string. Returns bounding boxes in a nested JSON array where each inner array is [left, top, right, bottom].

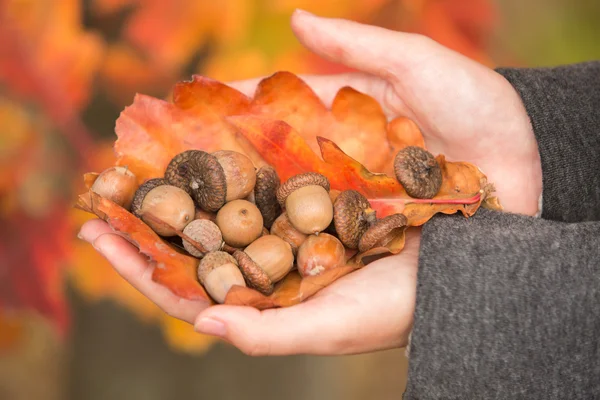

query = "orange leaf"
[[173, 75, 252, 116], [76, 191, 209, 301]]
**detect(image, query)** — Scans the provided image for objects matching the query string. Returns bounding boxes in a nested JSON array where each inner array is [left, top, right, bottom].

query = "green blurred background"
[[1, 1, 598, 399]]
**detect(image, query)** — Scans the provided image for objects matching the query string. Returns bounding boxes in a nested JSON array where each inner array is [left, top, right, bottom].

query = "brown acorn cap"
[[164, 150, 227, 212], [333, 190, 377, 249], [358, 214, 408, 253], [233, 250, 274, 296], [276, 172, 330, 206], [394, 146, 442, 199], [130, 178, 166, 218], [254, 165, 281, 229], [197, 251, 238, 282]]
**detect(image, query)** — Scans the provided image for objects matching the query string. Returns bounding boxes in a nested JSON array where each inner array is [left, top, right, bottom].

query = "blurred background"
[[0, 1, 598, 399]]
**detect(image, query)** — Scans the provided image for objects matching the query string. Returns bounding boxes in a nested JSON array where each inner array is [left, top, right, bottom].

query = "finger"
[[290, 10, 431, 81], [194, 300, 364, 356], [78, 218, 113, 242], [90, 232, 209, 323], [227, 72, 396, 115]]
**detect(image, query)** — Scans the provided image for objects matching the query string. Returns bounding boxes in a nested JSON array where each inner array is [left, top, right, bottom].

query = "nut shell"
[[333, 190, 377, 249], [394, 146, 442, 199], [270, 212, 308, 255], [213, 150, 257, 202], [182, 219, 223, 257], [296, 233, 345, 277], [131, 178, 166, 218], [215, 199, 264, 247], [138, 185, 196, 236], [285, 185, 333, 235], [198, 251, 245, 303], [254, 165, 281, 229], [276, 172, 330, 206], [358, 214, 408, 252], [244, 235, 294, 283], [90, 166, 137, 210], [164, 150, 227, 212]]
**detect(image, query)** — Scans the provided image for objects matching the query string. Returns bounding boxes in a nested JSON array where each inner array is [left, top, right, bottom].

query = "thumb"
[[291, 10, 431, 79]]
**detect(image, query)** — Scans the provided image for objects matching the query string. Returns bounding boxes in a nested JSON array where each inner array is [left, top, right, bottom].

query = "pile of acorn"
[[89, 146, 442, 303]]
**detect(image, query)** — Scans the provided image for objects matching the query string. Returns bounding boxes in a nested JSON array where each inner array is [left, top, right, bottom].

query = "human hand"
[[231, 10, 542, 216], [79, 219, 419, 356]]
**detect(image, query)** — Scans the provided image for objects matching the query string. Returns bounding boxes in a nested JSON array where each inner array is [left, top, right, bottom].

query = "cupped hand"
[[78, 10, 544, 356]]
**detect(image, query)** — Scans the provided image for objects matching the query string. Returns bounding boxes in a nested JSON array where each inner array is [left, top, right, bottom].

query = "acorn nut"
[[90, 166, 138, 210], [270, 212, 308, 256], [333, 190, 377, 249], [297, 233, 346, 277], [215, 199, 264, 247], [198, 251, 246, 304], [276, 172, 333, 235], [164, 149, 256, 212], [182, 219, 223, 258], [394, 146, 442, 199], [131, 179, 195, 236], [233, 235, 294, 295]]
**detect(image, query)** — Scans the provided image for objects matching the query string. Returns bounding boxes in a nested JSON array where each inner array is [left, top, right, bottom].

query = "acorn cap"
[[233, 250, 274, 296], [130, 178, 166, 218], [197, 251, 238, 282], [254, 165, 281, 229], [358, 214, 408, 253], [333, 190, 377, 249], [276, 172, 330, 206], [394, 146, 442, 199], [165, 150, 227, 212]]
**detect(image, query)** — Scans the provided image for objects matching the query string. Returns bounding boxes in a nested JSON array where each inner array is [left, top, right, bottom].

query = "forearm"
[[405, 209, 600, 399], [497, 62, 600, 222]]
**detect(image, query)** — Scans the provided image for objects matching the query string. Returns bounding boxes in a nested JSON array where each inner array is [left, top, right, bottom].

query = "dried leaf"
[[76, 191, 209, 301], [349, 227, 407, 267]]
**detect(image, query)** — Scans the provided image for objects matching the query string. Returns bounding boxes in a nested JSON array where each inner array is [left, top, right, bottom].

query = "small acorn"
[[358, 214, 408, 252], [296, 233, 346, 277], [182, 219, 223, 258], [233, 235, 294, 295], [270, 212, 308, 256], [253, 165, 281, 229], [90, 166, 138, 209], [394, 146, 442, 199], [131, 179, 195, 236], [198, 251, 246, 303], [276, 172, 333, 235], [164, 149, 256, 212], [215, 199, 264, 247], [333, 190, 377, 249]]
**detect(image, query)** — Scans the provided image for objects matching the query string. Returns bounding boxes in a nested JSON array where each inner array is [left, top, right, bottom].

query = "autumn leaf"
[[76, 191, 209, 301]]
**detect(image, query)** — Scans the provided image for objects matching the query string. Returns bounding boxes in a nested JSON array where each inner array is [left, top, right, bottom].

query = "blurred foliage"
[[0, 0, 598, 354]]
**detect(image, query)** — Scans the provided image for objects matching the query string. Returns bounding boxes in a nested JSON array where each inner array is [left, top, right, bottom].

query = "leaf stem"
[[368, 192, 482, 206]]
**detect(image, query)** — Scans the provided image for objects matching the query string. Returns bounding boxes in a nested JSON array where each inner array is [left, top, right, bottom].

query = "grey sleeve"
[[496, 62, 600, 223], [404, 209, 600, 400]]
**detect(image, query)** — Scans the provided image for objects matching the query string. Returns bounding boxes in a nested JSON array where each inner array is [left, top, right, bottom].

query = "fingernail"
[[195, 317, 227, 337], [77, 231, 83, 240], [294, 8, 314, 17]]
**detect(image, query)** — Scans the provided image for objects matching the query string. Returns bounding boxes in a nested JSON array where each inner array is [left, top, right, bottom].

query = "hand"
[[79, 219, 419, 356]]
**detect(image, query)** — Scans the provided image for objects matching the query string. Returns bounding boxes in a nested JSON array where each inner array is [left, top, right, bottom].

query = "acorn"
[[198, 251, 246, 304], [394, 146, 442, 199], [276, 172, 333, 235], [269, 212, 308, 256], [215, 199, 264, 248], [358, 214, 408, 252], [131, 179, 195, 236], [333, 190, 377, 249], [253, 165, 281, 229], [90, 166, 138, 210], [182, 219, 223, 258], [233, 235, 294, 295], [296, 233, 346, 277], [164, 149, 256, 212]]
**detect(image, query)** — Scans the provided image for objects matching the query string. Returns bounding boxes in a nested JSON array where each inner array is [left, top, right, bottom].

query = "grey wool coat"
[[403, 62, 600, 399]]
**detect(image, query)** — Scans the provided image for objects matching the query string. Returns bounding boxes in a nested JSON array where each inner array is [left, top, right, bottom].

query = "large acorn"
[[333, 190, 377, 249], [276, 172, 333, 235], [394, 146, 442, 199], [164, 149, 256, 212]]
